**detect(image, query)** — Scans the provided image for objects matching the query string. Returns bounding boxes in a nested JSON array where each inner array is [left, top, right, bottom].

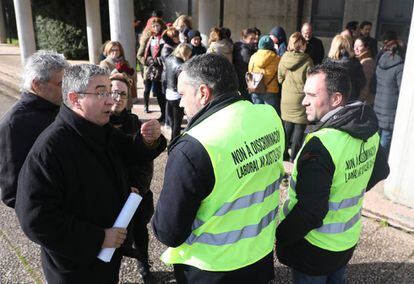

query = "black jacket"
[[15, 105, 166, 283], [164, 56, 183, 92], [191, 44, 207, 57], [0, 92, 59, 208], [276, 102, 390, 275], [325, 56, 366, 101], [373, 51, 404, 130], [152, 93, 275, 283], [233, 41, 256, 96], [109, 109, 159, 193], [305, 36, 325, 65]]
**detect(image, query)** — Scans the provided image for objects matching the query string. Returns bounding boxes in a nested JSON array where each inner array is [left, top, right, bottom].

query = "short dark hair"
[[181, 53, 238, 96], [151, 10, 163, 18], [307, 62, 351, 102], [382, 30, 398, 42], [360, 21, 372, 29], [241, 28, 257, 39], [346, 21, 358, 31]]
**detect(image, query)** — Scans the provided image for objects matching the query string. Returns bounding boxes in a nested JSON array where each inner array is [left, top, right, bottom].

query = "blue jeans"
[[292, 266, 347, 284], [379, 128, 393, 159], [251, 92, 280, 116]]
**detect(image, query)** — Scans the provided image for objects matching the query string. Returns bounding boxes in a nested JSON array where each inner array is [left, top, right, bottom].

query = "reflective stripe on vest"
[[279, 128, 379, 252], [161, 100, 285, 271], [187, 177, 282, 245]]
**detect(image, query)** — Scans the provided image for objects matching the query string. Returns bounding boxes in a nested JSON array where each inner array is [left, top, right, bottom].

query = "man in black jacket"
[[359, 21, 378, 58], [153, 53, 285, 283], [0, 50, 69, 208], [276, 62, 389, 283], [15, 64, 166, 283], [301, 22, 325, 65]]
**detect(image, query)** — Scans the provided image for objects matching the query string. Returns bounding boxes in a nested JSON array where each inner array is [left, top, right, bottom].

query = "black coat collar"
[[20, 91, 60, 112]]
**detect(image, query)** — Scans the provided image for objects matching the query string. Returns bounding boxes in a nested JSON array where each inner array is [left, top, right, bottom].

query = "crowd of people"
[[0, 10, 403, 284]]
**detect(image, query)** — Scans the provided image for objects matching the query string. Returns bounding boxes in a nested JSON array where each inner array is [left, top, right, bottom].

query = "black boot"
[[137, 260, 155, 283]]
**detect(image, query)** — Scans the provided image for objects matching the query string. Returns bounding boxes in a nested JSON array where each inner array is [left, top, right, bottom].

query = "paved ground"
[[1, 43, 414, 283]]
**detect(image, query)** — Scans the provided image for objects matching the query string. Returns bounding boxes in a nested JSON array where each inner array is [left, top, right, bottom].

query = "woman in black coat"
[[164, 44, 193, 140], [374, 40, 405, 157]]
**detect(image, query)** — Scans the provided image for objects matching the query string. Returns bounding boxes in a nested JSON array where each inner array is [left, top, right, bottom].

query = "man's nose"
[[302, 96, 308, 106]]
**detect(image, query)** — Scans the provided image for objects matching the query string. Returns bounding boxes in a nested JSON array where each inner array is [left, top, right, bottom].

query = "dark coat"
[[164, 56, 183, 92], [325, 56, 366, 101], [15, 105, 166, 283], [233, 41, 256, 97], [373, 51, 404, 131], [276, 102, 389, 275], [152, 93, 275, 283], [305, 36, 325, 65], [191, 44, 207, 57], [0, 92, 59, 208]]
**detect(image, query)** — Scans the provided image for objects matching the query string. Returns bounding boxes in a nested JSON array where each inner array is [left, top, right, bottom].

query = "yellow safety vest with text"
[[161, 100, 285, 271], [280, 128, 379, 251]]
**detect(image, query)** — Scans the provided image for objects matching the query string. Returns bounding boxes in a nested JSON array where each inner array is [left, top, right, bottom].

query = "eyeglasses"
[[110, 48, 120, 52], [80, 90, 125, 101]]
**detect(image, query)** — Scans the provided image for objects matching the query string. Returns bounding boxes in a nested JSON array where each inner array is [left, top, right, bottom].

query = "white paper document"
[[98, 192, 142, 262]]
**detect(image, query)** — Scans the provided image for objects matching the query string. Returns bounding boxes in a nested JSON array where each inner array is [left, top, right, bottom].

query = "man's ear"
[[31, 79, 42, 94], [198, 84, 213, 106], [331, 92, 344, 108], [68, 92, 81, 109]]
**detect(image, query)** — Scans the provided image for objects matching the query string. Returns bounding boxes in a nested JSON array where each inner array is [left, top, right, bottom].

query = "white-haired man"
[[0, 50, 69, 208]]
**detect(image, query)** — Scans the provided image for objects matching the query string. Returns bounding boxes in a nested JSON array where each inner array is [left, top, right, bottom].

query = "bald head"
[[301, 22, 313, 41]]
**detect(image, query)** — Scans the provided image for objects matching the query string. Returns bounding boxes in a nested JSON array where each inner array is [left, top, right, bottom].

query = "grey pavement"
[[1, 44, 414, 283]]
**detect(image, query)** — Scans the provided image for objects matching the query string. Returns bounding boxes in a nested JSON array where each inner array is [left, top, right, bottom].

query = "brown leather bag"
[[245, 63, 277, 94], [245, 71, 266, 93]]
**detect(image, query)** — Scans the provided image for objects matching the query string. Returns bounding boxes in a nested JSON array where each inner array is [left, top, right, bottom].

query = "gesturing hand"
[[141, 119, 161, 144]]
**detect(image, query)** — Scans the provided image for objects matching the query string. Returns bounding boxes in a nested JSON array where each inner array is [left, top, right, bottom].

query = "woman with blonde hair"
[[173, 15, 192, 43], [164, 43, 193, 139], [278, 31, 313, 161], [326, 34, 366, 101]]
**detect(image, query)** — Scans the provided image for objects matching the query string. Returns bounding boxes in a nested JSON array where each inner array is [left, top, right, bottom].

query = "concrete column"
[[0, 0, 6, 43], [198, 0, 219, 46], [85, 0, 102, 64], [384, 6, 414, 209], [108, 0, 135, 69], [13, 0, 36, 65]]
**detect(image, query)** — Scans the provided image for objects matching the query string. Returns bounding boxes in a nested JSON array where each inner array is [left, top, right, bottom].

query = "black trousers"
[[166, 99, 184, 140], [131, 191, 154, 262], [144, 80, 165, 119], [283, 121, 306, 162]]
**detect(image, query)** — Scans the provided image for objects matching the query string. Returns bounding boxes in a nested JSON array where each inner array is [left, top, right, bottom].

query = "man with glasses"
[[15, 64, 166, 283], [0, 50, 69, 208]]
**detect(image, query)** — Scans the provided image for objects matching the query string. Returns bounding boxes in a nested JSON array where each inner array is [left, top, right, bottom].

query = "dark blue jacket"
[[374, 51, 404, 130]]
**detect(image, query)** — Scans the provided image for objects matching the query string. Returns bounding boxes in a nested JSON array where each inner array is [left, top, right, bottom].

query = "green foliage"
[[32, 0, 87, 60], [34, 15, 87, 59]]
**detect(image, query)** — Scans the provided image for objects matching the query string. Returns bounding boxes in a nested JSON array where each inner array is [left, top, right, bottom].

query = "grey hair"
[[22, 50, 69, 90], [62, 64, 109, 107]]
